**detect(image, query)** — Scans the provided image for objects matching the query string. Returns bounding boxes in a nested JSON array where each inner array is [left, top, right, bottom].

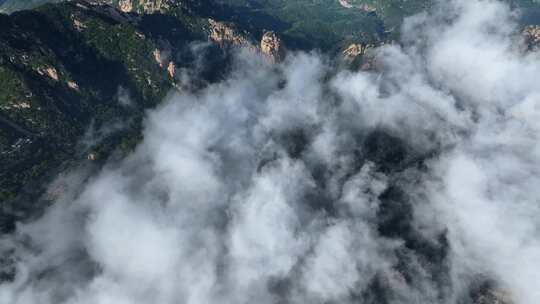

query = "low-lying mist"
[[2, 0, 540, 303]]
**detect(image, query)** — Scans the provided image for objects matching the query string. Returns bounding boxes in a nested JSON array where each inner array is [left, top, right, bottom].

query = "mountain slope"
[[0, 0, 178, 230], [2, 1, 540, 303], [2, 0, 540, 233], [0, 0, 311, 232]]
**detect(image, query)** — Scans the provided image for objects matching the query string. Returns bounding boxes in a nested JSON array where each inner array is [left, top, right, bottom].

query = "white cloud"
[[3, 1, 540, 303]]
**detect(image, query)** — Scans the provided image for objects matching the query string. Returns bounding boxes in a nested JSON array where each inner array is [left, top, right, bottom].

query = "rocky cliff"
[[207, 18, 255, 49], [338, 0, 377, 12], [105, 0, 174, 14], [523, 25, 540, 51], [260, 31, 285, 62]]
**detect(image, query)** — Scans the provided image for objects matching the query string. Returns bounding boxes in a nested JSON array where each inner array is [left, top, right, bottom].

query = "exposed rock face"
[[135, 31, 146, 39], [37, 67, 59, 81], [117, 0, 133, 12], [339, 0, 354, 8], [167, 61, 176, 78], [101, 0, 170, 14], [342, 42, 377, 70], [522, 25, 540, 51], [139, 0, 170, 14], [208, 19, 255, 49], [260, 31, 285, 62], [338, 0, 376, 12], [0, 101, 31, 110], [67, 81, 79, 90], [87, 152, 97, 161], [207, 21, 285, 62], [45, 67, 59, 81], [72, 18, 86, 31], [153, 46, 175, 78], [153, 48, 168, 68], [343, 43, 367, 58], [345, 42, 376, 58]]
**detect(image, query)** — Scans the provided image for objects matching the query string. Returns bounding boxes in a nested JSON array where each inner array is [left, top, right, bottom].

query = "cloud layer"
[[2, 1, 540, 303]]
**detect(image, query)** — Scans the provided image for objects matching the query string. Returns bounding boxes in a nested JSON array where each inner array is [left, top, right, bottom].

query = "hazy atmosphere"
[[1, 0, 540, 303]]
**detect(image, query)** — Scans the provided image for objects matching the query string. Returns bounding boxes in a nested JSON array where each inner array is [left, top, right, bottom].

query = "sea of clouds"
[[2, 0, 540, 303]]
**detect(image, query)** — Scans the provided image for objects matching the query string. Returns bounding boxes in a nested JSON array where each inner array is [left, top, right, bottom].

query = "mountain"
[[0, 0, 384, 231], [2, 0, 540, 233], [1, 1, 540, 304], [0, 1, 235, 226], [0, 0, 185, 230]]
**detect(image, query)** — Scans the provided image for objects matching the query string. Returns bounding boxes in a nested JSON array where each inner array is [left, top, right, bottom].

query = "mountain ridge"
[[2, 0, 540, 232]]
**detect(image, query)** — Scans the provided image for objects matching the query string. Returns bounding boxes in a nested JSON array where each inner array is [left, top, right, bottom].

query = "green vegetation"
[[345, 0, 430, 26], [0, 1, 174, 228], [209, 0, 385, 50], [0, 67, 27, 108], [3, 0, 540, 232]]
